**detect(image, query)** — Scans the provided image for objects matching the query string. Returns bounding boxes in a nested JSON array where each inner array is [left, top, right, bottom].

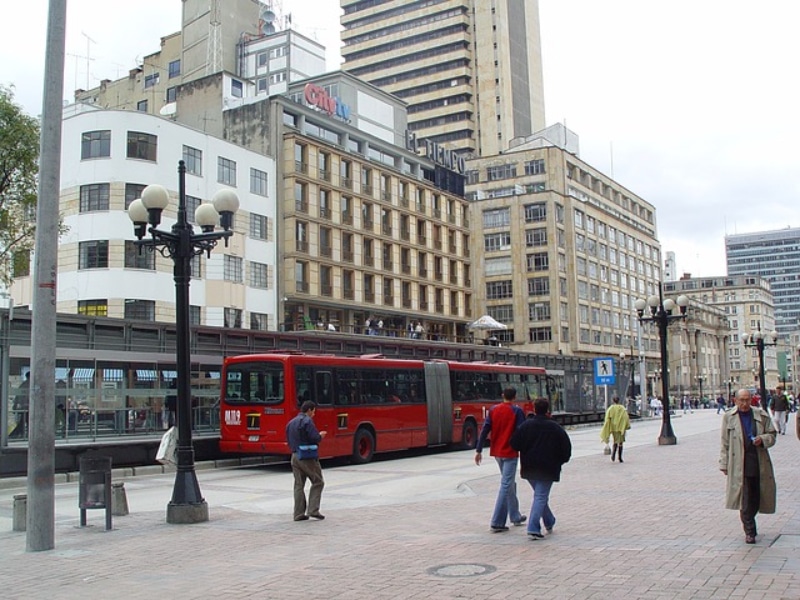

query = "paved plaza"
[[1, 410, 798, 599]]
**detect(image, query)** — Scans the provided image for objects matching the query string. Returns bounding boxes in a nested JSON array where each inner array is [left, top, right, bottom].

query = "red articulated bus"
[[219, 352, 549, 463]]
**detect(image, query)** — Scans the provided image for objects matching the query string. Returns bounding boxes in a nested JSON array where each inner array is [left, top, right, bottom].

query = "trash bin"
[[78, 455, 112, 530]]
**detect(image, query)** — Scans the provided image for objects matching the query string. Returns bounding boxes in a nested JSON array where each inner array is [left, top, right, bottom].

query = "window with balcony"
[[526, 252, 549, 272], [296, 221, 308, 253], [295, 142, 308, 174], [295, 182, 308, 212], [343, 270, 355, 300], [320, 227, 332, 257], [381, 208, 392, 235], [527, 276, 550, 296], [319, 189, 331, 219], [342, 233, 354, 262], [486, 280, 513, 300], [296, 261, 309, 293], [340, 159, 352, 188], [364, 274, 375, 302], [362, 202, 374, 229], [320, 265, 333, 297], [383, 277, 394, 306], [362, 167, 373, 196], [364, 238, 374, 267], [318, 151, 331, 181], [342, 196, 353, 225], [382, 242, 393, 271], [484, 232, 511, 252]]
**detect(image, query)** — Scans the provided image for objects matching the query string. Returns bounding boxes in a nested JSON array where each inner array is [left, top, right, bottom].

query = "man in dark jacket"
[[285, 400, 327, 521], [510, 398, 572, 540]]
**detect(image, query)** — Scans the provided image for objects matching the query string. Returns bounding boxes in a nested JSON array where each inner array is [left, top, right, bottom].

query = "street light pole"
[[129, 161, 239, 524], [696, 374, 704, 405], [634, 284, 689, 445], [744, 322, 778, 410]]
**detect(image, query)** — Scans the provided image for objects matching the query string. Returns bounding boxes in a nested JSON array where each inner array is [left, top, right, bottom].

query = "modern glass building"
[[726, 227, 800, 336]]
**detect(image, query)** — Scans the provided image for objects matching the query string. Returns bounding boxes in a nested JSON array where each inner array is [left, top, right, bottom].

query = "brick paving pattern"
[[0, 412, 798, 599]]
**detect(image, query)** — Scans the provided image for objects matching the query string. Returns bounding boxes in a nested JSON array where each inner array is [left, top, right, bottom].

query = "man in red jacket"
[[475, 388, 526, 532]]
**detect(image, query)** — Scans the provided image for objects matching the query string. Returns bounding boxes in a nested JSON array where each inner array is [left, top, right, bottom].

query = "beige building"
[[665, 274, 777, 395], [340, 0, 546, 157], [222, 71, 474, 337], [465, 126, 663, 358]]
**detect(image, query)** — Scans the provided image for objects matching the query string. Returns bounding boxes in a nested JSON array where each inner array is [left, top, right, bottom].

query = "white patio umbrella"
[[468, 315, 508, 330]]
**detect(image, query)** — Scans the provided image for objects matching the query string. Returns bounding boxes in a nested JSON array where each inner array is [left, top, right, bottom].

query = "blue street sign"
[[594, 357, 616, 385]]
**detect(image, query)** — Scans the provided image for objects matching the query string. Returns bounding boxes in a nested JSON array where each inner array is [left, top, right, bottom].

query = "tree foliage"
[[0, 85, 39, 288]]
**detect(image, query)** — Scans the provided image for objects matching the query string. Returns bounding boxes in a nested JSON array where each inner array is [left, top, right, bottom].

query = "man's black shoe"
[[308, 513, 325, 520], [490, 525, 509, 533], [294, 515, 310, 521]]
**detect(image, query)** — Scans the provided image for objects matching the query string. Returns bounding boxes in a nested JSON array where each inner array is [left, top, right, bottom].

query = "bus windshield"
[[224, 361, 285, 405]]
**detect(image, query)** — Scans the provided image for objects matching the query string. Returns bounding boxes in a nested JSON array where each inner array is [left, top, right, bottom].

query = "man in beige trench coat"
[[719, 389, 777, 544]]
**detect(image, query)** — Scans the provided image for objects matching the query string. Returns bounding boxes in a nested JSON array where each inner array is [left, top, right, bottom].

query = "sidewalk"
[[1, 411, 798, 599]]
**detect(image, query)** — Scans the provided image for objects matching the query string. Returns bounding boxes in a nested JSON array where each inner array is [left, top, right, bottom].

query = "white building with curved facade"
[[12, 105, 278, 330]]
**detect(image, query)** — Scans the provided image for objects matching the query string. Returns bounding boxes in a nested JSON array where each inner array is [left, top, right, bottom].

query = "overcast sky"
[[4, 1, 798, 279]]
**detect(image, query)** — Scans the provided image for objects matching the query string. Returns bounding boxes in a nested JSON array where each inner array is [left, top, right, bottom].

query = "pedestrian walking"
[[600, 396, 631, 462], [719, 389, 777, 544], [475, 387, 526, 532], [771, 384, 790, 435], [510, 398, 572, 541], [716, 394, 726, 414], [285, 400, 328, 521]]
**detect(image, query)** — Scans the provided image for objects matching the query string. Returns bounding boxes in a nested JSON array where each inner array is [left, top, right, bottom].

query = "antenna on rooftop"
[[206, 0, 223, 75]]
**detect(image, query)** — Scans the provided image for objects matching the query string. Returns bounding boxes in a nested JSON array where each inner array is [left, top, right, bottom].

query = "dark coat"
[[510, 415, 572, 482]]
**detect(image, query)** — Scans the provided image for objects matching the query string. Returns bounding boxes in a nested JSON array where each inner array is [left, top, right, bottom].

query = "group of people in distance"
[[285, 385, 793, 547]]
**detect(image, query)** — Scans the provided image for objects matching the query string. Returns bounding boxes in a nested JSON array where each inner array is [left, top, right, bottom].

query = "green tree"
[[0, 85, 39, 288]]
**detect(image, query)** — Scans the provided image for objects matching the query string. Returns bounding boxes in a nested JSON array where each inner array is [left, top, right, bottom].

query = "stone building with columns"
[[663, 274, 776, 398]]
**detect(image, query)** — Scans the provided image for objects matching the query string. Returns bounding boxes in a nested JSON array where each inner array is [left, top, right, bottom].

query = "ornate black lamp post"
[[634, 285, 689, 445], [744, 322, 777, 410], [696, 373, 705, 405], [128, 161, 239, 524]]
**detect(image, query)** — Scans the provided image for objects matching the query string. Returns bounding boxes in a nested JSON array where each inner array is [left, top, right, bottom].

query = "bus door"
[[424, 362, 452, 445], [313, 370, 336, 455]]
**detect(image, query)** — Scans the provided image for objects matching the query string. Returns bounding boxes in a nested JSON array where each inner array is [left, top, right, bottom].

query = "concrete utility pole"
[[27, 0, 66, 552]]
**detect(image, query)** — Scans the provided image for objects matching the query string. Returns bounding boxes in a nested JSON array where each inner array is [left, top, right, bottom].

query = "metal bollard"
[[12, 494, 26, 532], [111, 482, 129, 516]]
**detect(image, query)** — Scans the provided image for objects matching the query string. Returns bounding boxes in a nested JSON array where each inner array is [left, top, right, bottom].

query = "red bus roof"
[[223, 353, 546, 374]]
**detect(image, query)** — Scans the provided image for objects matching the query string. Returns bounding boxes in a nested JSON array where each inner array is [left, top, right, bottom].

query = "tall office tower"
[[726, 227, 800, 336], [340, 0, 546, 158]]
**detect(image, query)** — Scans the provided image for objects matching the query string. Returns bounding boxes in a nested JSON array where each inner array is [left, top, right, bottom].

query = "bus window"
[[315, 371, 333, 406], [296, 366, 313, 407], [335, 369, 360, 405], [223, 361, 284, 404]]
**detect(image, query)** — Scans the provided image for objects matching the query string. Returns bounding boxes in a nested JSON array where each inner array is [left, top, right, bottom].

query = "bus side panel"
[[424, 362, 452, 445]]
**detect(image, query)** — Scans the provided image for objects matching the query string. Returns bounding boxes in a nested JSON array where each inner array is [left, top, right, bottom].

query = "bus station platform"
[[0, 410, 798, 599]]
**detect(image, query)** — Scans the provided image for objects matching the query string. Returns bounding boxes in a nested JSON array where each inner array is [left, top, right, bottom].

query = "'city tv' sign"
[[304, 83, 351, 121]]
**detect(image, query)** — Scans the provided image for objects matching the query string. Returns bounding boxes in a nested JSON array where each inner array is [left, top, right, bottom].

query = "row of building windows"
[[76, 299, 272, 331], [80, 131, 270, 195], [294, 261, 471, 316], [76, 240, 273, 288]]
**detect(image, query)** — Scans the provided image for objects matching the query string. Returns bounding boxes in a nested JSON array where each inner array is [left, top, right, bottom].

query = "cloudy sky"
[[4, 1, 798, 278]]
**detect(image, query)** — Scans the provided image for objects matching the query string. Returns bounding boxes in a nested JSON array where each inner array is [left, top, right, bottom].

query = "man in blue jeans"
[[511, 398, 572, 540], [475, 388, 526, 532]]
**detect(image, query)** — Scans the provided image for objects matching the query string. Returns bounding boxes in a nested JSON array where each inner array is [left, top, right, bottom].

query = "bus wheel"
[[352, 428, 375, 464], [460, 420, 478, 450]]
